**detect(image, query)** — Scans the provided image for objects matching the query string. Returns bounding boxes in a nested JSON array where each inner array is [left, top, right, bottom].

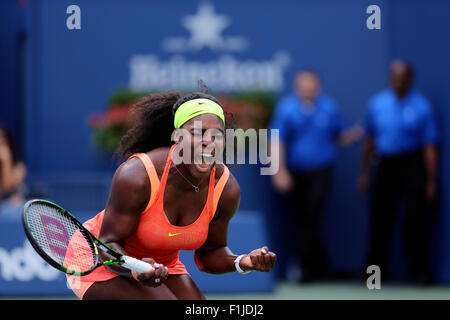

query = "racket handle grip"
[[121, 256, 154, 273]]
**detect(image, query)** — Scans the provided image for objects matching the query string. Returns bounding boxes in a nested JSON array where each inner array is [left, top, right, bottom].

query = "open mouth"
[[193, 153, 215, 172]]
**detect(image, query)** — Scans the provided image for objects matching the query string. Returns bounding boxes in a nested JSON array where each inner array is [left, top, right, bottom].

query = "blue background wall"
[[1, 0, 450, 285]]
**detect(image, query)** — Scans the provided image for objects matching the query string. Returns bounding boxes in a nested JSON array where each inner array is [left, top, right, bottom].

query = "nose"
[[202, 130, 215, 146]]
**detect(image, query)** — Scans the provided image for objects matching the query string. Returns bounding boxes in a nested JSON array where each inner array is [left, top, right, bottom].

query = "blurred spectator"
[[270, 69, 362, 283], [358, 59, 439, 284], [0, 124, 27, 221]]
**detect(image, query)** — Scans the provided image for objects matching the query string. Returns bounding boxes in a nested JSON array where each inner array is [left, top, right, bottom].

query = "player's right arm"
[[99, 158, 168, 286]]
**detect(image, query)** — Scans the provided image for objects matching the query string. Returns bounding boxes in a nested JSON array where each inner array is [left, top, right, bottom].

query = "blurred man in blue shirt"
[[271, 69, 361, 282], [358, 60, 439, 284]]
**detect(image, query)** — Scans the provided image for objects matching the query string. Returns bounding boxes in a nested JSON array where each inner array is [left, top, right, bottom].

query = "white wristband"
[[234, 254, 251, 274]]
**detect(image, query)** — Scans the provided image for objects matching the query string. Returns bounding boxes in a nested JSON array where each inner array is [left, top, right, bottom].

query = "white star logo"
[[182, 2, 230, 51], [161, 2, 249, 52]]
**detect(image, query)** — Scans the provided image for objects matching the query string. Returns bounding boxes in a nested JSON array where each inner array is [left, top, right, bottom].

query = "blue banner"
[[0, 220, 71, 296]]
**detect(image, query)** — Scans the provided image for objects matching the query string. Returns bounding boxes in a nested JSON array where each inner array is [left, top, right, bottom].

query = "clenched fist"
[[238, 246, 276, 273]]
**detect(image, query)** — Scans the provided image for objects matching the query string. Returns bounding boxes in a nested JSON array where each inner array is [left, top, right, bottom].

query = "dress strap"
[[211, 165, 230, 220], [127, 153, 161, 212], [158, 144, 177, 192]]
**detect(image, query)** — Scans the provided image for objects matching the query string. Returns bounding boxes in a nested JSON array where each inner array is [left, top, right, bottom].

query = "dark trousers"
[[367, 150, 432, 281], [288, 166, 333, 279]]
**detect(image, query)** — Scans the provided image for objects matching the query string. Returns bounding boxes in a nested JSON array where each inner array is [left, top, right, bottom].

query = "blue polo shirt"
[[270, 93, 347, 173], [364, 88, 439, 156]]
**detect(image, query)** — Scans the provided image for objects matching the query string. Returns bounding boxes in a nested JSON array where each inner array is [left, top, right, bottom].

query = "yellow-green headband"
[[174, 98, 225, 128]]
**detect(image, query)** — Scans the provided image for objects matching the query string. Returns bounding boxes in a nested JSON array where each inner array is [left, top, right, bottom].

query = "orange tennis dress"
[[67, 144, 229, 299]]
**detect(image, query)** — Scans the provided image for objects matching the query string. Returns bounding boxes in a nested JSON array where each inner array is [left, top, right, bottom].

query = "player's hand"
[[131, 257, 169, 287], [239, 246, 276, 272]]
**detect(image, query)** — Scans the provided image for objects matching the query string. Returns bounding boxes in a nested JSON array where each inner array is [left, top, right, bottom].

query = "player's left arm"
[[194, 171, 276, 274]]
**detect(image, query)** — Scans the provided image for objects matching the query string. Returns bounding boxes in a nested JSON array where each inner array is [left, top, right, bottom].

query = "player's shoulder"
[[112, 157, 149, 194], [114, 146, 170, 189], [146, 146, 172, 178], [212, 165, 240, 221]]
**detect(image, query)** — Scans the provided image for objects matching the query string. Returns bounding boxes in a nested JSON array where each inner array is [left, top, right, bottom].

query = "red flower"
[[105, 104, 132, 126]]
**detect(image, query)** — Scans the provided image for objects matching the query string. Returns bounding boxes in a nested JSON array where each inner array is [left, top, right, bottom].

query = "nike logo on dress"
[[168, 232, 182, 237]]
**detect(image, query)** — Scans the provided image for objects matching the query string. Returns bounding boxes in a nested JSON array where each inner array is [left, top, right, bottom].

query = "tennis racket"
[[22, 199, 153, 276]]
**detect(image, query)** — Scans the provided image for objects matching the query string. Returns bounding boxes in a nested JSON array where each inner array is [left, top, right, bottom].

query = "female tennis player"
[[66, 90, 276, 300]]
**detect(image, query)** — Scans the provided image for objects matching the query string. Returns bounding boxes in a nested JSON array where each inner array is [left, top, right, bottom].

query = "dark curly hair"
[[114, 89, 233, 162]]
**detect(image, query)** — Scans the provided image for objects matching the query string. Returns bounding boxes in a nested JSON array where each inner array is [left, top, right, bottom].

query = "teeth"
[[202, 154, 213, 158]]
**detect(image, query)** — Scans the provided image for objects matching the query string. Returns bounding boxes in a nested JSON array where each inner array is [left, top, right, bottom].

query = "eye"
[[191, 129, 203, 136], [204, 129, 224, 140]]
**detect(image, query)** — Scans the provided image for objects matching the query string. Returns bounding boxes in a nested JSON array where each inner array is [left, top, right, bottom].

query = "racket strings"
[[25, 203, 96, 273]]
